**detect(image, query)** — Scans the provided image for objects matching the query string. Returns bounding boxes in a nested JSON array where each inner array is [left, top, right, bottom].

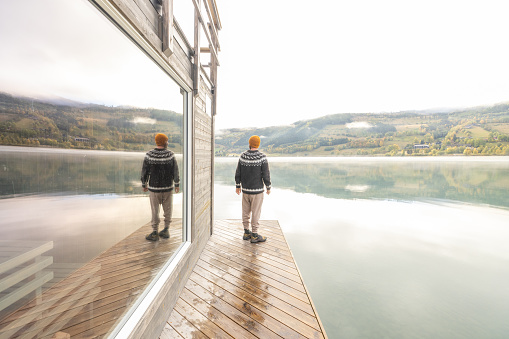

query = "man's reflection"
[[140, 133, 180, 241]]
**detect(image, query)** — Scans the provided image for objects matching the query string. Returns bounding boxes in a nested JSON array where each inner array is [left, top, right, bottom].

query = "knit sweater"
[[141, 148, 180, 192], [235, 149, 271, 194]]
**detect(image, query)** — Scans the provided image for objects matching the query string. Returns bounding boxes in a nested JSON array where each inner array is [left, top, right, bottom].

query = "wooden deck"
[[0, 220, 183, 339], [160, 220, 327, 339]]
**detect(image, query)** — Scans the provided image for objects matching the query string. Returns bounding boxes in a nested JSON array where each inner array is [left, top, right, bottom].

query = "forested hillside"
[[0, 92, 182, 151], [2, 92, 509, 156], [216, 103, 509, 156]]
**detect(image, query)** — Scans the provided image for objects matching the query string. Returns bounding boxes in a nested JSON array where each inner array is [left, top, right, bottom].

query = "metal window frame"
[[84, 0, 194, 337]]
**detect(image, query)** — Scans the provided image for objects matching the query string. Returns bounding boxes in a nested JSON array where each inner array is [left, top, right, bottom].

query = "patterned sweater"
[[141, 148, 180, 192], [235, 150, 271, 194]]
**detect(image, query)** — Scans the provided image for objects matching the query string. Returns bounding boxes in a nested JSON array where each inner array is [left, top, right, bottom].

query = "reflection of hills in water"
[[215, 159, 509, 209], [3, 149, 508, 209], [0, 147, 183, 197]]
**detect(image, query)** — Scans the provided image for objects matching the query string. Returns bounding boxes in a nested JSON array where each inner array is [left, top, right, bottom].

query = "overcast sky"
[[214, 0, 509, 129], [0, 0, 183, 113], [1, 1, 508, 130]]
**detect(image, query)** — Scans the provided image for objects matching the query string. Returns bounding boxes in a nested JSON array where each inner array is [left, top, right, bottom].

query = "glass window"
[[0, 0, 187, 337]]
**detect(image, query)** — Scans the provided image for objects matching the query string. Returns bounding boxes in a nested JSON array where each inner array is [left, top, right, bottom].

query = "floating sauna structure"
[[0, 0, 220, 337]]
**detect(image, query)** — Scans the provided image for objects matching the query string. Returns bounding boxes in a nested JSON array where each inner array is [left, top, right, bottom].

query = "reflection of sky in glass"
[[214, 158, 509, 338], [0, 0, 182, 112]]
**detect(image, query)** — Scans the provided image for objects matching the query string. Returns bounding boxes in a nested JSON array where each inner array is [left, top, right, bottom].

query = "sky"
[[1, 0, 508, 130], [0, 0, 184, 113], [214, 0, 509, 129]]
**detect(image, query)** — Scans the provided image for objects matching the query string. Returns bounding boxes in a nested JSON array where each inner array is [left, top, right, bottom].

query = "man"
[[141, 133, 180, 241], [235, 135, 271, 243]]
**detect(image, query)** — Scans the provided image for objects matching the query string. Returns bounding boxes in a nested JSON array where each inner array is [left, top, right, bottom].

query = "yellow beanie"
[[155, 133, 168, 146], [249, 135, 261, 149]]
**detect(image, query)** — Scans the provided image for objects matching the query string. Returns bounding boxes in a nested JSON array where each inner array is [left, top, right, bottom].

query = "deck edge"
[[273, 220, 329, 339]]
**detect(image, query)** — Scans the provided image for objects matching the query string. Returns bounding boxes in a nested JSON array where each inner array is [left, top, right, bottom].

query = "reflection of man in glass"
[[141, 133, 180, 241], [235, 135, 271, 243]]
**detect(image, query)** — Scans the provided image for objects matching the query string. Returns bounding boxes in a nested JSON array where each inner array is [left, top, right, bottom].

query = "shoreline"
[[2, 145, 508, 162], [216, 154, 509, 162]]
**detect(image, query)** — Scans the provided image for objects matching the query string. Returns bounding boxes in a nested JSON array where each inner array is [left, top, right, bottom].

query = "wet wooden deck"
[[160, 220, 327, 339], [0, 220, 183, 339]]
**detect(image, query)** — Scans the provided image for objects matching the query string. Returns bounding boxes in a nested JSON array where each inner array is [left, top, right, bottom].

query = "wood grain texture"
[[107, 0, 193, 87], [160, 220, 327, 339], [162, 0, 174, 57]]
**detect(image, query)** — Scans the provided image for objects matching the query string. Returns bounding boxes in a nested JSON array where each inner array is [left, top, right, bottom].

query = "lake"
[[214, 156, 509, 339], [1, 147, 508, 338]]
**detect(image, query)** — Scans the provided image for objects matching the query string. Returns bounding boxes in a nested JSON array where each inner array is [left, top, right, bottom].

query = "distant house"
[[74, 137, 90, 142], [414, 144, 430, 149]]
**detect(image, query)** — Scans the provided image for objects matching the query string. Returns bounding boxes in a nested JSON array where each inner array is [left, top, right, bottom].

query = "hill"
[[0, 92, 183, 151], [216, 104, 509, 156]]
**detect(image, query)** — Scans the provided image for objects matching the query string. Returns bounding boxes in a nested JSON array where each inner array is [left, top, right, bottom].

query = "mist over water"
[[215, 157, 509, 338]]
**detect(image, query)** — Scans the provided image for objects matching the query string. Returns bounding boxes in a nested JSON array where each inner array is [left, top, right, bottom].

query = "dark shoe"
[[250, 233, 267, 243], [243, 229, 252, 240], [146, 231, 159, 241], [159, 228, 170, 239]]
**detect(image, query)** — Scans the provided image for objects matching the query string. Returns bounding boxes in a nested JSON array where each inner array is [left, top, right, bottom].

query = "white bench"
[[0, 240, 54, 314]]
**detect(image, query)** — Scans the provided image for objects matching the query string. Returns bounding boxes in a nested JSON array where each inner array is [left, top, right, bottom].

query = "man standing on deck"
[[141, 133, 180, 241], [235, 135, 271, 243]]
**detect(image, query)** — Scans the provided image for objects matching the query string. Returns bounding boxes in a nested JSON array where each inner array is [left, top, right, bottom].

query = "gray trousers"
[[149, 191, 173, 231], [242, 193, 264, 234]]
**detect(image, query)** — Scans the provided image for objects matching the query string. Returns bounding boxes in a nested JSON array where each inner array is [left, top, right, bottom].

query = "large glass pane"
[[0, 0, 186, 337]]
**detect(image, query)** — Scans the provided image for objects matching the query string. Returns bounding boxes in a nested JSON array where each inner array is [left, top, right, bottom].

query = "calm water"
[[214, 156, 509, 339]]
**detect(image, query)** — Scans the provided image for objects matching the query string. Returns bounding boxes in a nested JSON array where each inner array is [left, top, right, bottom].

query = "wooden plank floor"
[[0, 220, 183, 339], [160, 220, 327, 339]]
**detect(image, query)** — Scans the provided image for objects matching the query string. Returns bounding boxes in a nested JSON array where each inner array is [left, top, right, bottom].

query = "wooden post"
[[193, 0, 201, 97], [162, 0, 174, 57], [208, 21, 218, 235], [209, 23, 218, 116], [191, 0, 219, 66], [210, 108, 215, 236], [191, 0, 200, 242]]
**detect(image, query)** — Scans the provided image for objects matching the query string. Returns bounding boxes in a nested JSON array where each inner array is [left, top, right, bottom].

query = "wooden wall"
[[93, 0, 215, 337], [108, 0, 193, 88]]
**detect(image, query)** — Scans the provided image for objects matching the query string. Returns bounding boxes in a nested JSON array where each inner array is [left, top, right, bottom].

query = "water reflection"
[[216, 157, 509, 209], [1, 146, 147, 197], [214, 157, 509, 339]]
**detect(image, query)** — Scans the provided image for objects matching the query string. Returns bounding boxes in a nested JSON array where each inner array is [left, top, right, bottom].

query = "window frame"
[[86, 0, 194, 337]]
